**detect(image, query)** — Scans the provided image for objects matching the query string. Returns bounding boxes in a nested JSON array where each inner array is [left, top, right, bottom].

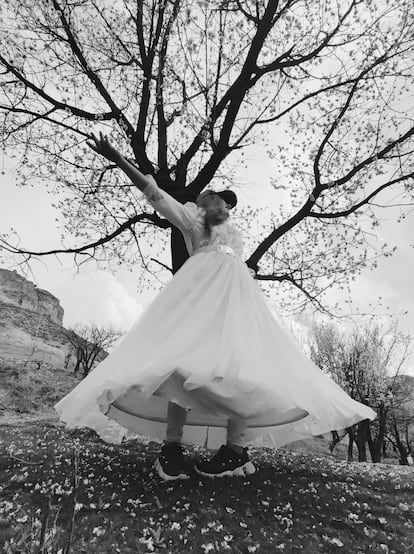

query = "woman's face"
[[197, 191, 227, 211], [196, 191, 229, 224]]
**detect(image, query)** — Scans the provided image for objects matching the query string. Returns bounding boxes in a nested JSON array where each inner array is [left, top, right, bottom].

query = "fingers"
[[88, 131, 108, 144], [99, 131, 109, 145], [87, 132, 98, 148], [87, 131, 112, 155]]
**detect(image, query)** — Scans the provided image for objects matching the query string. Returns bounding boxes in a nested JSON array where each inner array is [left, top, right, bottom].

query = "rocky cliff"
[[0, 268, 64, 325], [0, 268, 97, 370]]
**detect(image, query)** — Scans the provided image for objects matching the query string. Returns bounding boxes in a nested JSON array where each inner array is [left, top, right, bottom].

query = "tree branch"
[[309, 172, 414, 219], [1, 212, 169, 258], [0, 55, 113, 121], [258, 0, 359, 75], [132, 0, 165, 174], [156, 0, 180, 174], [51, 0, 135, 138], [329, 125, 414, 189], [0, 105, 91, 138], [256, 271, 333, 314], [186, 1, 282, 193]]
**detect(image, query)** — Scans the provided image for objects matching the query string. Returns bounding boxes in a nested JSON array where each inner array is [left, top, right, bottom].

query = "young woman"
[[55, 133, 376, 481]]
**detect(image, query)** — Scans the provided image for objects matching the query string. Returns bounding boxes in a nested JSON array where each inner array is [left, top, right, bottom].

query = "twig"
[[37, 497, 51, 554], [63, 445, 79, 554], [8, 446, 43, 465], [9, 455, 42, 466], [150, 257, 173, 273]]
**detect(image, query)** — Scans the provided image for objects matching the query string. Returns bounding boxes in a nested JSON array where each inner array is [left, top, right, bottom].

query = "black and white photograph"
[[0, 1, 413, 552]]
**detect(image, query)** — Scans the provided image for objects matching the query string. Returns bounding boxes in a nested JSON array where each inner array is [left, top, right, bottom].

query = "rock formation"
[[0, 268, 64, 325], [0, 268, 103, 370]]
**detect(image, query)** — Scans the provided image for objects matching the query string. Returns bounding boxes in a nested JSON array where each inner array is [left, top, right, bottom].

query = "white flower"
[[322, 535, 344, 547], [138, 537, 155, 551]]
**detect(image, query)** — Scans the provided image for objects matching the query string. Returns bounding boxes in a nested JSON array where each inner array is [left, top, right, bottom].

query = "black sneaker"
[[195, 445, 256, 478], [154, 442, 191, 481]]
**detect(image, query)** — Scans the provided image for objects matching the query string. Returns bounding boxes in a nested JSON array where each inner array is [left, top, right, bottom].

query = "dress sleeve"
[[142, 177, 200, 233]]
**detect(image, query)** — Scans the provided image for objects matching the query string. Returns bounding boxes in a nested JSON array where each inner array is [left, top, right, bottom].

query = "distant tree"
[[310, 320, 413, 463], [386, 375, 414, 465], [0, 0, 413, 314], [67, 324, 123, 377]]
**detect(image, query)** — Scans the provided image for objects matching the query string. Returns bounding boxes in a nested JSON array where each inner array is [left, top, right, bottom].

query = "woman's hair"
[[198, 192, 229, 235]]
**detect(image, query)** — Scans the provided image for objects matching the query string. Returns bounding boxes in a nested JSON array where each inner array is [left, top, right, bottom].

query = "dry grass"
[[0, 421, 413, 554], [0, 362, 79, 418]]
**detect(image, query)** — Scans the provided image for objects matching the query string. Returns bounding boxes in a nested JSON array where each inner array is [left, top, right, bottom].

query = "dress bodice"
[[141, 178, 243, 257], [190, 217, 244, 257]]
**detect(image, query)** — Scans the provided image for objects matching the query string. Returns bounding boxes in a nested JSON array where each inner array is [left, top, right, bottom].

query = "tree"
[[386, 375, 414, 465], [310, 319, 413, 463], [0, 0, 413, 313], [67, 324, 123, 377]]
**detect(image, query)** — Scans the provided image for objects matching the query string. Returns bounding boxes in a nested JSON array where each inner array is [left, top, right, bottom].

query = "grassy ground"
[[0, 420, 413, 554], [0, 362, 79, 417]]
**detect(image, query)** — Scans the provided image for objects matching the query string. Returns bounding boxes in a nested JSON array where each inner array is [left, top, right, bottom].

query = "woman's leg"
[[195, 417, 255, 478], [227, 417, 247, 454], [166, 401, 187, 443], [154, 401, 190, 481]]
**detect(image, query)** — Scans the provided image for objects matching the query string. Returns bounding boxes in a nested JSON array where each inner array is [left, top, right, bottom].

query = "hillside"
[[0, 421, 413, 553], [0, 268, 77, 369], [0, 359, 80, 421], [0, 267, 108, 382]]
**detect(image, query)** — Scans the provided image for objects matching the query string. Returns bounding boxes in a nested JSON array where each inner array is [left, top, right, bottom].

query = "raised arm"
[[88, 132, 153, 192], [88, 133, 199, 233]]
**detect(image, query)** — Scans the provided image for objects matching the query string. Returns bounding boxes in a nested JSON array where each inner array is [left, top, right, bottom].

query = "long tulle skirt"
[[55, 249, 376, 448]]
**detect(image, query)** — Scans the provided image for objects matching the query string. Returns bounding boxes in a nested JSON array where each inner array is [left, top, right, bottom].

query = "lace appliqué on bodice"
[[140, 181, 244, 258], [194, 221, 244, 257]]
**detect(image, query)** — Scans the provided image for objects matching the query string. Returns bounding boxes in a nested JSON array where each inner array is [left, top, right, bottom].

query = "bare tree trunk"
[[73, 358, 80, 375], [356, 421, 368, 462], [329, 430, 347, 453], [369, 406, 387, 463], [346, 427, 355, 462], [393, 423, 409, 465]]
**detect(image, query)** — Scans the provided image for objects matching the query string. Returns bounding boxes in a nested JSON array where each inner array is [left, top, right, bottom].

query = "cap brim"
[[216, 190, 237, 209]]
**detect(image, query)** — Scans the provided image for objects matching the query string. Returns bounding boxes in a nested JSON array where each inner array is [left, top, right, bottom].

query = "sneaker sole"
[[154, 458, 190, 481], [195, 461, 256, 478]]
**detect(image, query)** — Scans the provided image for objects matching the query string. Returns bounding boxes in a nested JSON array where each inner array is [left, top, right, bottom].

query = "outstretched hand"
[[87, 132, 121, 163]]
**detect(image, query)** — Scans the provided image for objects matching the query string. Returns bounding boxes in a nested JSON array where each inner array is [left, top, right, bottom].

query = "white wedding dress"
[[55, 179, 376, 448]]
